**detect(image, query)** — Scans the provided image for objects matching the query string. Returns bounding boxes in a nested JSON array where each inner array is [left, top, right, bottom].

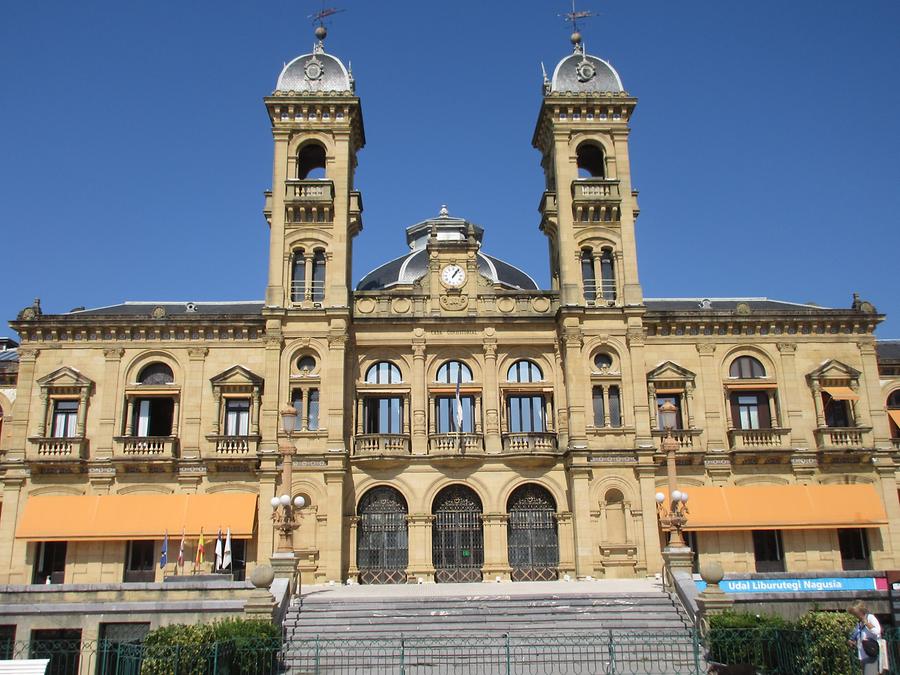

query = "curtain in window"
[[136, 400, 151, 437], [225, 399, 250, 436], [507, 395, 545, 433], [51, 401, 78, 438]]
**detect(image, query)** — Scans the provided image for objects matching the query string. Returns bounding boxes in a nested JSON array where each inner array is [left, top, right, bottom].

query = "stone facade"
[[2, 31, 900, 605]]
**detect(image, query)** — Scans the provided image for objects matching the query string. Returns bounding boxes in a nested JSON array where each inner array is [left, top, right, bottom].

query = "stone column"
[[8, 348, 39, 461], [635, 456, 664, 575], [181, 347, 208, 460], [481, 513, 510, 581], [347, 516, 360, 580], [75, 388, 89, 438], [259, 328, 283, 454], [696, 344, 725, 450], [556, 511, 576, 578], [325, 320, 348, 454], [407, 514, 435, 582], [411, 334, 427, 454], [601, 385, 611, 427], [257, 462, 279, 562], [569, 468, 594, 578], [560, 319, 586, 445], [323, 471, 345, 581], [482, 332, 501, 452], [873, 455, 900, 568], [859, 340, 891, 446], [266, 129, 290, 307], [777, 342, 812, 449]]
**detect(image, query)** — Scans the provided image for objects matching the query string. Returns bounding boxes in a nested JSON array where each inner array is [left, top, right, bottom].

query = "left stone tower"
[[263, 27, 365, 309]]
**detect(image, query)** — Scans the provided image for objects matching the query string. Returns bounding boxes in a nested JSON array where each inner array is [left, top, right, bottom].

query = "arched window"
[[356, 487, 408, 585], [507, 360, 543, 383], [581, 249, 596, 302], [593, 353, 613, 371], [297, 356, 316, 374], [432, 485, 484, 583], [366, 361, 402, 384], [729, 356, 766, 379], [297, 143, 326, 180], [599, 248, 616, 302], [604, 488, 627, 544], [576, 142, 605, 179], [291, 250, 306, 303], [507, 484, 559, 581], [138, 363, 174, 385], [311, 250, 326, 302], [888, 391, 900, 408], [436, 361, 473, 384]]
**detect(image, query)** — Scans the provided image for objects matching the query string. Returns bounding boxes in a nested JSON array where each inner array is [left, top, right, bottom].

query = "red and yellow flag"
[[194, 529, 205, 569]]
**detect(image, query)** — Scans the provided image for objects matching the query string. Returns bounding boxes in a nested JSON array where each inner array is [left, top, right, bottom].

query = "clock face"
[[441, 264, 466, 288]]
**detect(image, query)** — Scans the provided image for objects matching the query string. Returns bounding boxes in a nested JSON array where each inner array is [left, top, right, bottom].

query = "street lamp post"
[[270, 405, 307, 592], [656, 401, 691, 580]]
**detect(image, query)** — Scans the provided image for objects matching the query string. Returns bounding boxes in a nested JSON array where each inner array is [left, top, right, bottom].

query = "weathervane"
[[308, 3, 346, 43], [560, 0, 597, 50]]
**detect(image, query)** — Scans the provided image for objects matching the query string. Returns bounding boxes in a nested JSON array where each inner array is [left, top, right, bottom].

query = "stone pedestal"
[[696, 561, 734, 634], [270, 552, 299, 595], [244, 565, 277, 621], [661, 546, 693, 590]]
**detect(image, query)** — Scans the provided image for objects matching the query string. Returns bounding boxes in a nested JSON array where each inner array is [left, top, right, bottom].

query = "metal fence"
[[5, 628, 900, 674]]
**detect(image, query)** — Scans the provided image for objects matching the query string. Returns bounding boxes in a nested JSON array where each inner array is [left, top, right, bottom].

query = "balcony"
[[815, 427, 871, 450], [29, 437, 86, 460], [284, 179, 334, 203], [727, 428, 791, 450], [502, 432, 558, 453], [651, 429, 702, 451], [353, 434, 410, 456], [571, 179, 621, 203], [114, 436, 178, 459], [428, 433, 484, 454], [208, 435, 259, 455]]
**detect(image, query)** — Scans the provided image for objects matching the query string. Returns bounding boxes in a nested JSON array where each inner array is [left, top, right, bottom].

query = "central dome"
[[549, 45, 624, 94], [357, 208, 539, 292], [275, 41, 353, 93]]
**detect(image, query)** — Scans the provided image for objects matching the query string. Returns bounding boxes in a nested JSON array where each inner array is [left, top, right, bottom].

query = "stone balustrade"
[[353, 434, 410, 456], [727, 428, 791, 449], [501, 432, 557, 453], [428, 434, 484, 454]]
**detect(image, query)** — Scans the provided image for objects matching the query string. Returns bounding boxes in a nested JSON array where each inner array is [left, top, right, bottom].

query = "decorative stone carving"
[[695, 343, 716, 355], [440, 294, 468, 311], [734, 302, 751, 316], [392, 298, 411, 314], [776, 342, 797, 353], [356, 298, 376, 314], [151, 306, 167, 319]]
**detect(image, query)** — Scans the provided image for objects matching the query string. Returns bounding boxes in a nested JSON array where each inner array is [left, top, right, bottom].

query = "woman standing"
[[848, 600, 882, 675]]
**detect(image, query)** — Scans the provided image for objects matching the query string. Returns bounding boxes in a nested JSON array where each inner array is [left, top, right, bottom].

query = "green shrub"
[[792, 611, 857, 675], [141, 623, 217, 675], [707, 612, 794, 672]]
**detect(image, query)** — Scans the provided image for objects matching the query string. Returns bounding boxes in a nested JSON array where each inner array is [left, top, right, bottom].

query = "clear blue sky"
[[2, 1, 899, 335]]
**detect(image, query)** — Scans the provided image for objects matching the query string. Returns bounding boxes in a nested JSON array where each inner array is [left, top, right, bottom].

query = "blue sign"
[[695, 577, 879, 594]]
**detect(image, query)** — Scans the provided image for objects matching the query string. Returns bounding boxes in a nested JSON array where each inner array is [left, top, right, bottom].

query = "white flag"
[[222, 528, 232, 570], [214, 529, 223, 571]]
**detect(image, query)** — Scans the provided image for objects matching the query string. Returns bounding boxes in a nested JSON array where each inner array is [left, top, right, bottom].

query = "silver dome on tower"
[[275, 25, 354, 93], [547, 35, 624, 94]]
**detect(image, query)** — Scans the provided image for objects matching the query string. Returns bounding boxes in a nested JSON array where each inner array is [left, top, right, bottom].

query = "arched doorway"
[[432, 485, 484, 583], [356, 487, 408, 584], [507, 484, 559, 581]]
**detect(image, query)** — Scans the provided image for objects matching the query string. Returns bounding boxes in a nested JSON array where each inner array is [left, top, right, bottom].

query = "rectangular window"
[[608, 386, 622, 427], [0, 626, 16, 660], [292, 390, 304, 431], [506, 395, 544, 433], [132, 398, 174, 437], [592, 387, 605, 427], [51, 400, 79, 438], [823, 395, 851, 428], [730, 392, 771, 430], [124, 541, 156, 583], [364, 397, 404, 434], [752, 530, 785, 573], [436, 396, 475, 433], [33, 541, 67, 584], [655, 394, 684, 430], [97, 623, 151, 675], [307, 389, 320, 431], [30, 629, 81, 675], [838, 528, 871, 571], [224, 398, 250, 436]]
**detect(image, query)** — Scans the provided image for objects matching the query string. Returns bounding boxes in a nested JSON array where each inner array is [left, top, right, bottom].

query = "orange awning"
[[661, 484, 887, 532], [888, 410, 900, 428], [16, 493, 258, 541], [823, 386, 859, 401]]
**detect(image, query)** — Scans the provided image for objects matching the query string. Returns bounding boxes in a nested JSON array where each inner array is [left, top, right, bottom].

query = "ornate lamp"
[[656, 401, 688, 547]]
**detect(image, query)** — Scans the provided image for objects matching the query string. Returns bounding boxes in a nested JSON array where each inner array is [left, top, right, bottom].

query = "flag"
[[159, 532, 168, 570], [214, 529, 223, 571], [222, 528, 233, 570], [454, 364, 464, 432], [177, 530, 185, 569], [194, 529, 205, 570]]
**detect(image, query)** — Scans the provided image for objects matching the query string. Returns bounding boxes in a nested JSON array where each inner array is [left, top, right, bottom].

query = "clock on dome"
[[440, 264, 466, 288]]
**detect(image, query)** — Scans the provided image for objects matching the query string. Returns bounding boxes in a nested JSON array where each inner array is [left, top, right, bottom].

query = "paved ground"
[[298, 577, 664, 599]]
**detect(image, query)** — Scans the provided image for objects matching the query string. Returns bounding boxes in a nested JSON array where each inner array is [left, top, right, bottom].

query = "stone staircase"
[[282, 581, 700, 673]]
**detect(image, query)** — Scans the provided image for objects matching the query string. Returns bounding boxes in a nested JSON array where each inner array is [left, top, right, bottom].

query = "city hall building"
[[2, 26, 900, 632]]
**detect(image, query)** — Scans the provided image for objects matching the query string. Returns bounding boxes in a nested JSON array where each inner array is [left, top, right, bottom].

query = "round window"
[[297, 356, 316, 373], [593, 353, 613, 370]]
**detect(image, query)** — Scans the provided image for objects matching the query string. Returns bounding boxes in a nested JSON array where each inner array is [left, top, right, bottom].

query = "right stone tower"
[[533, 34, 643, 309]]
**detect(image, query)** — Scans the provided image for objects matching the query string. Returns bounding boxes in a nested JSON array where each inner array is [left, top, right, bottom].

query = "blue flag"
[[159, 532, 168, 569]]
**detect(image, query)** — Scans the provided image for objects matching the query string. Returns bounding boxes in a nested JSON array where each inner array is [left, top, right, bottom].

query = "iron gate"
[[507, 484, 559, 581], [357, 487, 408, 584], [432, 485, 484, 583]]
